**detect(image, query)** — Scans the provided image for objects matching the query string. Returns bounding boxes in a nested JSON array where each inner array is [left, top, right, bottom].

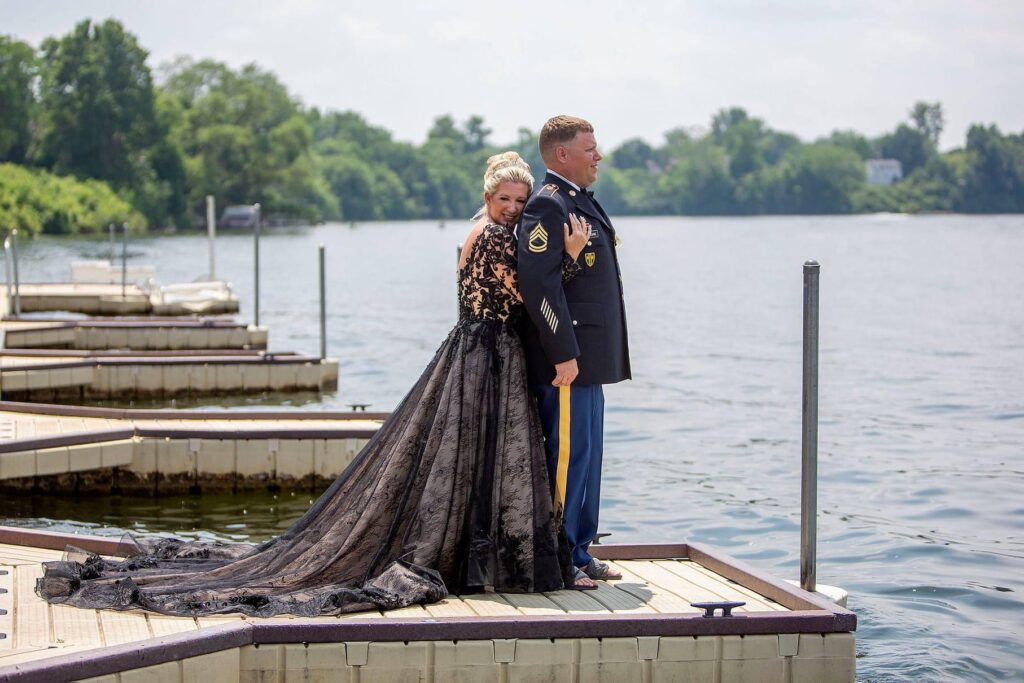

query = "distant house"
[[865, 159, 903, 186]]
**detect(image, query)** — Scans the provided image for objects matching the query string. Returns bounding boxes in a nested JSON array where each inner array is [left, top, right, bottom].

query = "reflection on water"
[[3, 214, 1023, 681], [0, 490, 314, 541]]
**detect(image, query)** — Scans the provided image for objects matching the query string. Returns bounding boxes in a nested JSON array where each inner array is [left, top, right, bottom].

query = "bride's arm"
[[485, 228, 523, 301], [489, 228, 582, 303]]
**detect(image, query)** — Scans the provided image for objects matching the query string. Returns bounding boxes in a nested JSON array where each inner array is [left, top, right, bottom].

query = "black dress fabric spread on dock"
[[35, 223, 576, 617]]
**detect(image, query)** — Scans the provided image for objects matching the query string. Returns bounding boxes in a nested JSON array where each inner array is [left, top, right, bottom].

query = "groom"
[[517, 115, 631, 582]]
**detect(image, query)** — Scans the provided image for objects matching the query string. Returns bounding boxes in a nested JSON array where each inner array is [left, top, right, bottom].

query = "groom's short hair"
[[540, 115, 594, 163]]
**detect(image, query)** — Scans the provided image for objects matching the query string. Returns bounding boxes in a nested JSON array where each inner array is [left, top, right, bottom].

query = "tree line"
[[2, 20, 1023, 235]]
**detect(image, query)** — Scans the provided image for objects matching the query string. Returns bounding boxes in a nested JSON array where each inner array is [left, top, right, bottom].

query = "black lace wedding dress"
[[36, 223, 577, 617]]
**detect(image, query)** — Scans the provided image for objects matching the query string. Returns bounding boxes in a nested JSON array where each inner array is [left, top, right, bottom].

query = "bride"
[[36, 152, 596, 617]]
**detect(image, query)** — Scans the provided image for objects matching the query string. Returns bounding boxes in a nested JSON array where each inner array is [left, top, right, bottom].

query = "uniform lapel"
[[584, 193, 614, 235], [542, 173, 612, 235]]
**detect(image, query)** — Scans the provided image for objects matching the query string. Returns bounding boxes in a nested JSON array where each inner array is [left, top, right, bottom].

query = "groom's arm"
[[518, 191, 580, 365]]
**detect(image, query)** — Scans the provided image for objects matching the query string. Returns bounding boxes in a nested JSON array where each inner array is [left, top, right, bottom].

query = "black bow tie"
[[580, 188, 595, 199]]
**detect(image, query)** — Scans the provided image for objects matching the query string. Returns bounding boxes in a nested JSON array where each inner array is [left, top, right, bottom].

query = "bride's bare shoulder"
[[458, 220, 489, 269]]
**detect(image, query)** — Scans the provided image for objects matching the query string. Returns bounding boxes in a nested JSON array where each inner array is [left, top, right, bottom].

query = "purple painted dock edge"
[[0, 528, 856, 682]]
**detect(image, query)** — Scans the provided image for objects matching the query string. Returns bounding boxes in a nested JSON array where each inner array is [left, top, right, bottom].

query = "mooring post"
[[121, 223, 128, 299], [253, 203, 261, 327], [11, 228, 20, 316], [319, 244, 327, 360], [206, 195, 217, 280], [3, 235, 13, 318], [801, 260, 820, 593]]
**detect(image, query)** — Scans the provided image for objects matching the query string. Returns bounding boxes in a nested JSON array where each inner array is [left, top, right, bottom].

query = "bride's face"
[[485, 181, 530, 226]]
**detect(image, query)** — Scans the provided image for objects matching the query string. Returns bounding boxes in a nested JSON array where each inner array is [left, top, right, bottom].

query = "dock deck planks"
[[0, 536, 868, 679], [0, 539, 810, 672], [0, 410, 383, 441]]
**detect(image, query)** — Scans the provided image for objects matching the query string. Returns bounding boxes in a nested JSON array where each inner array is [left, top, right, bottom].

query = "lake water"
[[3, 214, 1023, 681]]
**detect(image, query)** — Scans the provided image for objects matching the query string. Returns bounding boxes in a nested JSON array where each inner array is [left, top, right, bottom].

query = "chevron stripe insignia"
[[540, 297, 559, 334], [528, 223, 548, 253]]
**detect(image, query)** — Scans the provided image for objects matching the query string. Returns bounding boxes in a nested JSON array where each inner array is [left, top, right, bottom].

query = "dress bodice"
[[458, 223, 520, 322], [458, 222, 581, 323]]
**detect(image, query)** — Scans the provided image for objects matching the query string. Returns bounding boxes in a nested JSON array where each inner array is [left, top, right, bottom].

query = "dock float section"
[[2, 283, 239, 317], [0, 527, 856, 682], [0, 402, 383, 494], [0, 350, 338, 401], [1, 318, 267, 351]]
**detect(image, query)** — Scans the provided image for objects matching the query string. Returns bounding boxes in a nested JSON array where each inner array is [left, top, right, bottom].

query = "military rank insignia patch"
[[540, 297, 559, 334], [585, 252, 596, 267], [528, 223, 548, 253]]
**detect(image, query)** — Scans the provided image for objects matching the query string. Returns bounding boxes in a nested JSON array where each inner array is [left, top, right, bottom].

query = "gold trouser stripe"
[[555, 385, 571, 514]]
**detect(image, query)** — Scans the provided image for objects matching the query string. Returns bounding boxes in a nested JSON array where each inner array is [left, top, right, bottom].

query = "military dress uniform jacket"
[[517, 172, 631, 386]]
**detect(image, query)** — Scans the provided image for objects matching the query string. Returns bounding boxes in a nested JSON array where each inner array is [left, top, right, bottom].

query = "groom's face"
[[563, 132, 602, 188]]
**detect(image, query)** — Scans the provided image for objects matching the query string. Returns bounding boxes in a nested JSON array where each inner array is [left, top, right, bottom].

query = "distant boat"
[[218, 205, 259, 229]]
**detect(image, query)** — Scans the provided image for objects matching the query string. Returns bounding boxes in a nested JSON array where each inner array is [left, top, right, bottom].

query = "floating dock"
[[0, 527, 856, 682], [0, 401, 382, 494], [0, 350, 337, 401], [0, 317, 267, 351], [2, 282, 239, 317]]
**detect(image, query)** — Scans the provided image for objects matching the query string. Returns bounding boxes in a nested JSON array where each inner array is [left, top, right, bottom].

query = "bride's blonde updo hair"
[[483, 151, 533, 195], [474, 151, 534, 220]]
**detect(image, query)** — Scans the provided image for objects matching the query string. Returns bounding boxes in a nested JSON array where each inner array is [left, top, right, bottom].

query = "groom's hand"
[[552, 358, 579, 386]]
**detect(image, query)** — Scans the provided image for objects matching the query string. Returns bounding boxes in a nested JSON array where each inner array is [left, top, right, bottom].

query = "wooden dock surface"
[[0, 407, 384, 442], [0, 531, 856, 682], [0, 542, 787, 669], [0, 403, 383, 491]]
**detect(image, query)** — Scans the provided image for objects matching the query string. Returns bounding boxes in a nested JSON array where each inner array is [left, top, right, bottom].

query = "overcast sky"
[[4, 1, 1022, 151]]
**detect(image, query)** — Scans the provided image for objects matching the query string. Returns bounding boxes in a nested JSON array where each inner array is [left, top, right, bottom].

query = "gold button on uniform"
[[572, 320, 578, 326], [587, 241, 592, 246]]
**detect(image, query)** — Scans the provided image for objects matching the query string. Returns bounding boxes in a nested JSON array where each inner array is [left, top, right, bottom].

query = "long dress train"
[[35, 223, 575, 617]]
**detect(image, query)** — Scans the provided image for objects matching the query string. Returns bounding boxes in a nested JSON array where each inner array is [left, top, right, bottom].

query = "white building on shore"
[[865, 159, 903, 185]]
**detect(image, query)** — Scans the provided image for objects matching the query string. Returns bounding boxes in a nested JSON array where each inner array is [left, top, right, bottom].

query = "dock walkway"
[[0, 402, 383, 493], [0, 318, 267, 351], [0, 350, 337, 401], [0, 528, 856, 682], [3, 283, 238, 317]]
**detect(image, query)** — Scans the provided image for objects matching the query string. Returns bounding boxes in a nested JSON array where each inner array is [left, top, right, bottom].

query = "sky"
[[3, 1, 1023, 152]]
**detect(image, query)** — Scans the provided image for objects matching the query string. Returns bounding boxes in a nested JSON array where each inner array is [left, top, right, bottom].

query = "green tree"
[[877, 123, 934, 175], [962, 124, 1024, 213], [611, 138, 657, 171], [162, 58, 329, 221], [785, 144, 865, 213], [711, 107, 768, 179], [511, 127, 544, 182], [910, 102, 944, 146], [822, 130, 875, 160], [37, 20, 159, 186], [0, 36, 36, 164], [34, 20, 188, 227], [660, 138, 735, 214], [463, 115, 491, 153]]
